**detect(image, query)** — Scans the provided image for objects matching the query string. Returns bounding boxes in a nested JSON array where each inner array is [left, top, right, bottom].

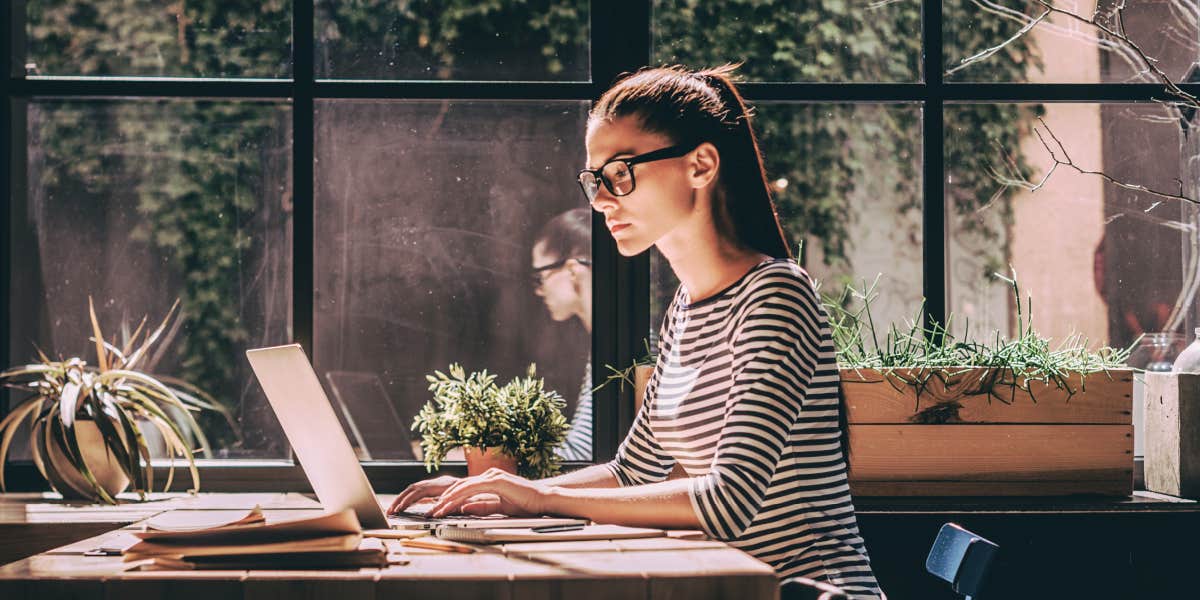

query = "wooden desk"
[[0, 492, 320, 566], [0, 497, 779, 600]]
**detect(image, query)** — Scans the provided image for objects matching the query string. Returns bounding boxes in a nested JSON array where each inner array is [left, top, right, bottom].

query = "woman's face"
[[584, 116, 698, 257], [531, 241, 582, 321]]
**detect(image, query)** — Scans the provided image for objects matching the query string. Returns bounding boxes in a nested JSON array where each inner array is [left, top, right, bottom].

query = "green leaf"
[[0, 398, 43, 491]]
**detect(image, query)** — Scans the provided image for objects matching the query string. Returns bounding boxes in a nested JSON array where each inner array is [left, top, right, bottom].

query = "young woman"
[[389, 65, 881, 597], [530, 208, 594, 461]]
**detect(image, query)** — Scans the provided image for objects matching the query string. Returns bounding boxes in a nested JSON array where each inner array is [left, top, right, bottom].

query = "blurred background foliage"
[[24, 0, 1042, 448]]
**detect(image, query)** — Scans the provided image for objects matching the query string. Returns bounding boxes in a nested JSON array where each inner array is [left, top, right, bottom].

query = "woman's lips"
[[609, 223, 631, 234]]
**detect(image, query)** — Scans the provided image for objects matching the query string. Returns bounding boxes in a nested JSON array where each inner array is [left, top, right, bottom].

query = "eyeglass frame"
[[530, 257, 591, 287], [576, 142, 699, 205]]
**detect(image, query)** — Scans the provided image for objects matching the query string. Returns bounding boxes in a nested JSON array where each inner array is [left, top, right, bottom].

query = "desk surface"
[[0, 496, 779, 600]]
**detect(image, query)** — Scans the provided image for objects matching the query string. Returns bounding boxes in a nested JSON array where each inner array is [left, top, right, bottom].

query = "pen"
[[531, 523, 586, 533]]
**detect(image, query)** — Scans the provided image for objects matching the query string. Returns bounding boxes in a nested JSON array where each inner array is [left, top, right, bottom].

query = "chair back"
[[926, 522, 999, 599]]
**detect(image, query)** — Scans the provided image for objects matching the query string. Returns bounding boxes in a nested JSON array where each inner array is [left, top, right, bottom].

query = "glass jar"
[[1128, 332, 1187, 372]]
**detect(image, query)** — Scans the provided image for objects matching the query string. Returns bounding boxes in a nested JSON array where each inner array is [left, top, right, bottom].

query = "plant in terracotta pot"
[[0, 299, 226, 504], [412, 363, 569, 479]]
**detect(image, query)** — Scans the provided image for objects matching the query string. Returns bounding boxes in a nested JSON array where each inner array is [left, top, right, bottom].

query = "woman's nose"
[[590, 190, 618, 213]]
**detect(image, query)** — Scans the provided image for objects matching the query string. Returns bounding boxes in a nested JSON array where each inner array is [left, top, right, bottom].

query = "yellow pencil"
[[399, 538, 476, 554]]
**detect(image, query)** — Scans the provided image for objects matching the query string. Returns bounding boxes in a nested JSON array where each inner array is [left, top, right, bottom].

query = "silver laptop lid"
[[246, 344, 389, 529]]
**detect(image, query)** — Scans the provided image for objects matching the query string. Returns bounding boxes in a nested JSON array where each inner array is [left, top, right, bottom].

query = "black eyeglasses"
[[576, 143, 698, 205], [530, 257, 590, 286]]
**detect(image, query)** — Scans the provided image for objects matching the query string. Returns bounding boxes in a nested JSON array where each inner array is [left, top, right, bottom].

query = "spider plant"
[[0, 298, 227, 503], [825, 270, 1136, 410]]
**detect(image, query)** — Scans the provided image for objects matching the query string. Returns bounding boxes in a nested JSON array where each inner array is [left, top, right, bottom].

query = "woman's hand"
[[387, 475, 461, 515], [426, 469, 559, 518]]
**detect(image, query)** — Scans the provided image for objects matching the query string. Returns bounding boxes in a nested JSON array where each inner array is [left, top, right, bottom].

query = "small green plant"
[[0, 298, 229, 503], [412, 364, 569, 479], [824, 270, 1136, 410], [594, 338, 657, 398]]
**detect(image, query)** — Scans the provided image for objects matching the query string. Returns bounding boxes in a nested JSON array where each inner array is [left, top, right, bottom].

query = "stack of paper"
[[124, 507, 387, 570]]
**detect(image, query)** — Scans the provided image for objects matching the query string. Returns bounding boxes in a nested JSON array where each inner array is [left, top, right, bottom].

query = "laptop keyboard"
[[391, 503, 492, 521]]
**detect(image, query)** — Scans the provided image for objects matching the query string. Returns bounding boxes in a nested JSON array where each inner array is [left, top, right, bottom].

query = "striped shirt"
[[604, 259, 881, 597], [557, 359, 593, 461]]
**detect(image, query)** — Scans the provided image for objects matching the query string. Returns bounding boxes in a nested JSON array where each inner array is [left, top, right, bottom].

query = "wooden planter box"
[[842, 367, 1134, 496]]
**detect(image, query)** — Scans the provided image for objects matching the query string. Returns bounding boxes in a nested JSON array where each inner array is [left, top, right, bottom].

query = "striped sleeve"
[[604, 380, 676, 485], [688, 276, 823, 540]]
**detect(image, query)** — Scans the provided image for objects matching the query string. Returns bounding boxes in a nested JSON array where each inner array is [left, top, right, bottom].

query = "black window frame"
[[2, 1, 1197, 493]]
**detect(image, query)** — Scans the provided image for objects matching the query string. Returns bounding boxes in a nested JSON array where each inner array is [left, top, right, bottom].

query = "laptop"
[[246, 344, 587, 531]]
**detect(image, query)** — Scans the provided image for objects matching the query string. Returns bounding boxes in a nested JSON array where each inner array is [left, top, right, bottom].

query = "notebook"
[[123, 508, 388, 569]]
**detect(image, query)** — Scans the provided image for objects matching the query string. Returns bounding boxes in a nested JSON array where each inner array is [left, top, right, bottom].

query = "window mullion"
[[589, 1, 652, 464], [923, 0, 947, 331]]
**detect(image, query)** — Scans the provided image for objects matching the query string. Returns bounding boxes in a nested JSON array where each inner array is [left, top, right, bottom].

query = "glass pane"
[[652, 0, 922, 83], [946, 101, 1200, 458], [651, 103, 924, 347], [10, 99, 293, 461], [315, 1, 590, 81], [314, 100, 593, 462], [25, 1, 292, 78], [944, 0, 1199, 83]]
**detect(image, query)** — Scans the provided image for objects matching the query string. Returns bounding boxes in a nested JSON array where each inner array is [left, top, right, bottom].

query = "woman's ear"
[[687, 142, 720, 189]]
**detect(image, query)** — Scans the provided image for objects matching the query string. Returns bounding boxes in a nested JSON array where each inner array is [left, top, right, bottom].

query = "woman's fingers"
[[428, 486, 477, 517], [387, 486, 418, 514], [430, 479, 497, 517], [427, 470, 502, 515], [388, 476, 460, 514], [460, 498, 503, 515]]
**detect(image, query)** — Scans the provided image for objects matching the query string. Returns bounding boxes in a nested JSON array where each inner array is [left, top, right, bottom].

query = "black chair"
[[925, 523, 999, 600]]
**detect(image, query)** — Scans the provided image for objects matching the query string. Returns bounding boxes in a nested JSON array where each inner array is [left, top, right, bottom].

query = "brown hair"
[[534, 208, 591, 262], [589, 64, 791, 259]]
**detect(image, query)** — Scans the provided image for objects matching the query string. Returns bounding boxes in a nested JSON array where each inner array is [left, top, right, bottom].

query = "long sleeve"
[[604, 297, 678, 485], [688, 277, 822, 540], [603, 365, 676, 485]]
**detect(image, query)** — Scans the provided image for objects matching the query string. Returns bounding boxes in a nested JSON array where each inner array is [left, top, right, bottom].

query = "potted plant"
[[829, 273, 1136, 496], [0, 298, 226, 504], [412, 364, 570, 479]]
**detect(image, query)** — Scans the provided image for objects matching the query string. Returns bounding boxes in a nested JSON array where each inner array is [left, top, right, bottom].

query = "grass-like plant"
[[598, 269, 1135, 416], [0, 298, 228, 503], [412, 364, 569, 479], [825, 270, 1136, 410]]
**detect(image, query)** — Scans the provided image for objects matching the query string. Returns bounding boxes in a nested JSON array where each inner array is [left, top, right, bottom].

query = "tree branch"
[[1029, 117, 1199, 207]]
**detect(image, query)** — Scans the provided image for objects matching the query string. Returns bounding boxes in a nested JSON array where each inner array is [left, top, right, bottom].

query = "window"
[[14, 99, 293, 461], [4, 1, 1199, 489], [313, 99, 592, 461], [315, 1, 589, 81]]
